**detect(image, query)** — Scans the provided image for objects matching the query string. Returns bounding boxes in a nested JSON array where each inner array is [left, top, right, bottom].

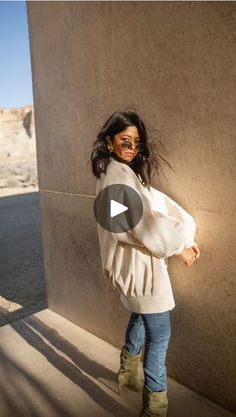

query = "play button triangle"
[[110, 199, 128, 218]]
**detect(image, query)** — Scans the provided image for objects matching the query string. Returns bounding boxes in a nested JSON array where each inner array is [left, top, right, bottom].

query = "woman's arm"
[[107, 168, 198, 259]]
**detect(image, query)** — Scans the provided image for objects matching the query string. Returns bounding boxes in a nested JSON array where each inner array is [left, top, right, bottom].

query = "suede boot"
[[139, 384, 168, 417], [116, 346, 143, 393]]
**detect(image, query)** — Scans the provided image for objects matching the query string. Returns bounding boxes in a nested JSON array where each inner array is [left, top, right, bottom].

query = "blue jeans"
[[124, 311, 171, 392]]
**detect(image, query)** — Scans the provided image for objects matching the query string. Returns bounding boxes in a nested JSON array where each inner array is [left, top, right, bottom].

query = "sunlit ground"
[[0, 185, 38, 198]]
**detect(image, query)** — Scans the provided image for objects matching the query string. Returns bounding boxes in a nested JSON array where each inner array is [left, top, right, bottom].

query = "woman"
[[89, 110, 200, 417]]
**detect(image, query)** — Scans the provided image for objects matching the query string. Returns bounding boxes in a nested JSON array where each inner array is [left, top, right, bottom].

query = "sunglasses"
[[121, 140, 144, 152]]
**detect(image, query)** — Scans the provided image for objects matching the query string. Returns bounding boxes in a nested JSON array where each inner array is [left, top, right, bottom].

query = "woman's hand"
[[177, 245, 200, 267], [192, 245, 200, 259]]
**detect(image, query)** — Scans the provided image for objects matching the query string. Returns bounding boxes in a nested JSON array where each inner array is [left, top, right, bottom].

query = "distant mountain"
[[0, 105, 38, 195]]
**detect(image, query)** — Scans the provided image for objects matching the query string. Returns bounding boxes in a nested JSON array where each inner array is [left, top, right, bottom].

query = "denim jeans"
[[124, 310, 171, 392]]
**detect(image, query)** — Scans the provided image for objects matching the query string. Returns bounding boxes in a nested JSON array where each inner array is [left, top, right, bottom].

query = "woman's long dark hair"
[[88, 110, 175, 190]]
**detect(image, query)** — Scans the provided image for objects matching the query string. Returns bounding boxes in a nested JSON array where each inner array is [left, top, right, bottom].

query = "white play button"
[[94, 184, 143, 233], [110, 199, 128, 218]]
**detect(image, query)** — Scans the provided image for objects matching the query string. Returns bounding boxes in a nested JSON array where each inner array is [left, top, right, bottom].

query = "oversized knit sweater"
[[95, 157, 198, 314]]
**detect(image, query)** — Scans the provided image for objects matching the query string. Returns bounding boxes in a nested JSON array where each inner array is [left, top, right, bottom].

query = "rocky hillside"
[[0, 105, 38, 195]]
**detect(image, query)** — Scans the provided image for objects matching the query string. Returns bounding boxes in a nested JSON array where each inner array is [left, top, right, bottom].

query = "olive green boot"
[[139, 384, 168, 417], [116, 346, 143, 394]]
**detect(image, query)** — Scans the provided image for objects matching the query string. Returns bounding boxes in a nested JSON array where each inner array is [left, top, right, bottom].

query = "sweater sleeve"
[[150, 186, 198, 252], [111, 169, 198, 259]]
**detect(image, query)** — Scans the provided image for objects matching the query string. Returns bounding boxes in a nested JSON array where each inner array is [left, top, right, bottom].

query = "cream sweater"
[[95, 157, 198, 314]]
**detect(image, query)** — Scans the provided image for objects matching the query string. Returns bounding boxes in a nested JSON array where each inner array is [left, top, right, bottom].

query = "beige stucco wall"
[[26, 2, 236, 413]]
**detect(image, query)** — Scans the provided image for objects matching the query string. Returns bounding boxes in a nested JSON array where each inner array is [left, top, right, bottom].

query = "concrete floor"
[[0, 308, 234, 417]]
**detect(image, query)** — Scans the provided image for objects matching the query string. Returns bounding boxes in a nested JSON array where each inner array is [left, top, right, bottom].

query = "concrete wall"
[[27, 2, 236, 413]]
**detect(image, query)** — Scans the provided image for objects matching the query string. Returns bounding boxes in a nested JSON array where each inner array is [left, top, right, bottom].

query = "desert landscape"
[[0, 104, 38, 196]]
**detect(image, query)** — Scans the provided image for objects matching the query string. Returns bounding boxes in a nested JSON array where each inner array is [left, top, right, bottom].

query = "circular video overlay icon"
[[94, 184, 143, 233]]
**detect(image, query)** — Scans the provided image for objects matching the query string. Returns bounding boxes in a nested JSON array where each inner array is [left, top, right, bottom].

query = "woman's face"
[[108, 125, 141, 163]]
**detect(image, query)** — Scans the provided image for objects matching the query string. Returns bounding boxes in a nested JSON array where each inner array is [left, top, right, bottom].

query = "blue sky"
[[0, 1, 33, 109]]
